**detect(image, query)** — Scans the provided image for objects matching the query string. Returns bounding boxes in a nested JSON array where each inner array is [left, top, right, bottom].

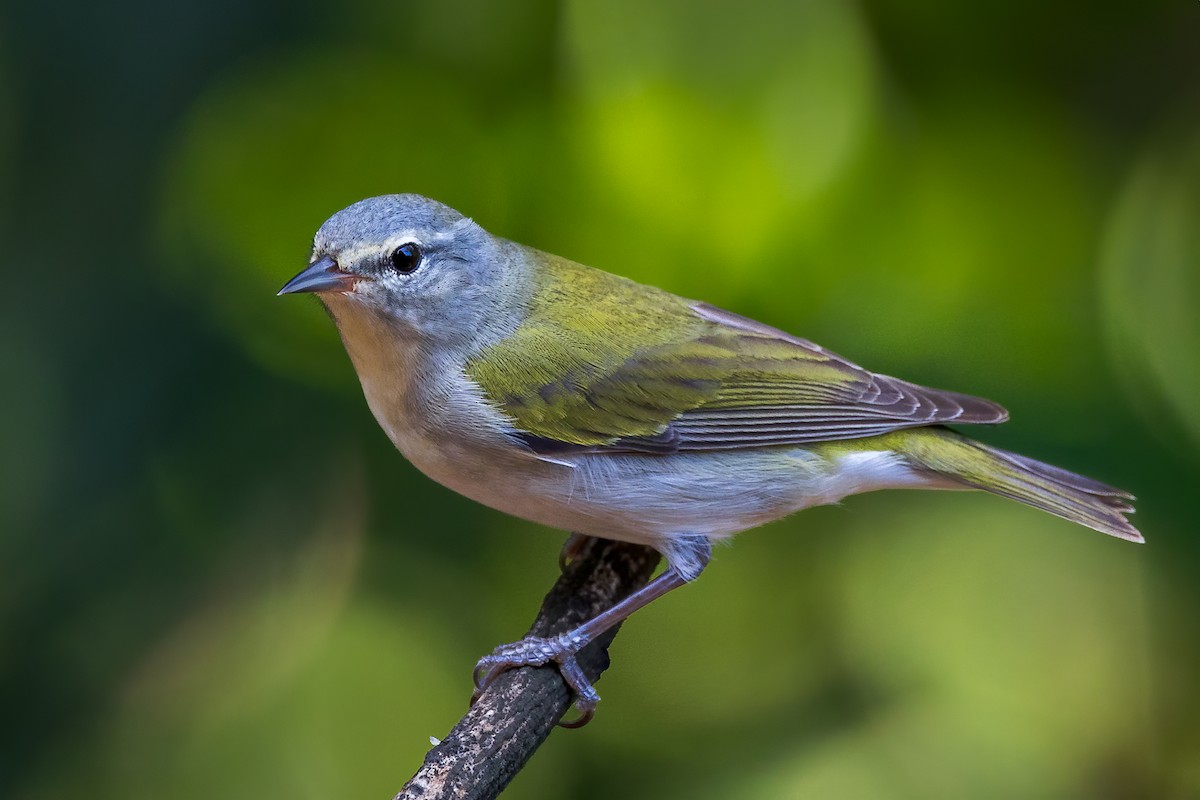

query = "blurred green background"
[[4, 0, 1200, 797]]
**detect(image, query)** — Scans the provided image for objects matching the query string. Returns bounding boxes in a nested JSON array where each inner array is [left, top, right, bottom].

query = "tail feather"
[[900, 429, 1143, 543]]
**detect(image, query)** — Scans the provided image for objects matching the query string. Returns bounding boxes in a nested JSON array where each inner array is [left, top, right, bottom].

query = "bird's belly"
[[388, 428, 910, 547], [360, 368, 930, 547]]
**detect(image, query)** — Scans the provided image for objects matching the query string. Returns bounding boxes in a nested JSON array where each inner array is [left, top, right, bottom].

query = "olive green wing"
[[658, 303, 1009, 451], [464, 254, 1007, 455]]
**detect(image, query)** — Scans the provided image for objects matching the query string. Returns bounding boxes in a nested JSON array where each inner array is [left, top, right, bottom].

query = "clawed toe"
[[557, 698, 596, 728], [471, 660, 511, 695], [557, 533, 592, 572], [469, 541, 710, 729], [470, 634, 601, 727]]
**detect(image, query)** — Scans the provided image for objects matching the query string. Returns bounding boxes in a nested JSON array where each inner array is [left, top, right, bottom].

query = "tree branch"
[[393, 537, 661, 800]]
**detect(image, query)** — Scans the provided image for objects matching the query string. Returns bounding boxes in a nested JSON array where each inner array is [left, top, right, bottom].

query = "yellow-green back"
[[465, 250, 1009, 452]]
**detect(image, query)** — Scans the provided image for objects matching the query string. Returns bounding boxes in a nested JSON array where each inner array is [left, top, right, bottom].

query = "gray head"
[[279, 194, 523, 347]]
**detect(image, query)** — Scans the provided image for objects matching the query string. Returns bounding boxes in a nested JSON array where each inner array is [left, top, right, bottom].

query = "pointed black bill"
[[277, 256, 358, 295]]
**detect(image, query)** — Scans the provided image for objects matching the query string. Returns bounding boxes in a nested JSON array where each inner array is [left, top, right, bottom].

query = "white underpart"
[[832, 450, 931, 493], [529, 448, 932, 545], [370, 398, 937, 555], [324, 306, 940, 565]]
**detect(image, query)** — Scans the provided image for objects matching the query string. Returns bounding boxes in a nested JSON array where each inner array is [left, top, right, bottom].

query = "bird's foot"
[[472, 633, 599, 727], [557, 533, 592, 572]]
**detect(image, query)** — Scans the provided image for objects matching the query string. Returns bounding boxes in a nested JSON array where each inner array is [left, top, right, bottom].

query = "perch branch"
[[393, 537, 661, 800]]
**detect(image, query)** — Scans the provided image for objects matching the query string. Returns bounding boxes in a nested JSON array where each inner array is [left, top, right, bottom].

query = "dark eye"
[[389, 242, 422, 274]]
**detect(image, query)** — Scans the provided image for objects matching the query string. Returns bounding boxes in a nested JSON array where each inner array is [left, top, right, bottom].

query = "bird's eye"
[[389, 242, 422, 274]]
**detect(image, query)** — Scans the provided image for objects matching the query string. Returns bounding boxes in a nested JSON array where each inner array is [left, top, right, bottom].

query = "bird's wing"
[[654, 303, 1009, 452], [465, 274, 1008, 456]]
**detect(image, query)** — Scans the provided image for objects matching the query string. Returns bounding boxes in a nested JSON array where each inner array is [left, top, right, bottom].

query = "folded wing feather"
[[490, 300, 1009, 456]]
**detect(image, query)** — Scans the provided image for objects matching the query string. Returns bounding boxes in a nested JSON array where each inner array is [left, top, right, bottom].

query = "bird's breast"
[[327, 301, 938, 548]]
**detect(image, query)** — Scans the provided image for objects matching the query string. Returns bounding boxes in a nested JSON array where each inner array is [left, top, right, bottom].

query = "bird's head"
[[279, 194, 522, 348]]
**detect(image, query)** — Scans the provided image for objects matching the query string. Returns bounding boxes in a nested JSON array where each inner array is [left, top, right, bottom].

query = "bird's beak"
[[277, 256, 359, 296]]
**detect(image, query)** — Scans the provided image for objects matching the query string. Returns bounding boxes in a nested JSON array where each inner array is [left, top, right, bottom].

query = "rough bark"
[[393, 537, 661, 800]]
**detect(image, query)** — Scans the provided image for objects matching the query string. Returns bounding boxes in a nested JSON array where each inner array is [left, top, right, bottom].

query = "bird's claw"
[[471, 634, 600, 727], [557, 533, 591, 572]]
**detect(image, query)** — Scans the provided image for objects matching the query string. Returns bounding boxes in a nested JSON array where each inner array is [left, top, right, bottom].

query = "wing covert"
[[464, 257, 1007, 456]]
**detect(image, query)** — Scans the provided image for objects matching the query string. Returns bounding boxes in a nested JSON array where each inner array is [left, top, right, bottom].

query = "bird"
[[279, 193, 1140, 725]]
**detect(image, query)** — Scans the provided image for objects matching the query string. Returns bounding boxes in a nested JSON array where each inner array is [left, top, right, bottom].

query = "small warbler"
[[280, 194, 1140, 724]]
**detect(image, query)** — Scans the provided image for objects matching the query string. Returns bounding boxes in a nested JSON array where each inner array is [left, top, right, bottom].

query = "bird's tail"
[[897, 428, 1142, 543]]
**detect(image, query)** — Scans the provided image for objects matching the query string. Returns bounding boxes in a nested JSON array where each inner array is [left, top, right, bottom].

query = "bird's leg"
[[473, 536, 711, 727], [557, 532, 593, 572]]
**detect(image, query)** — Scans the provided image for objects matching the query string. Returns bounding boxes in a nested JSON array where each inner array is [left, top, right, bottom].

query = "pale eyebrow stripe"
[[332, 231, 457, 266]]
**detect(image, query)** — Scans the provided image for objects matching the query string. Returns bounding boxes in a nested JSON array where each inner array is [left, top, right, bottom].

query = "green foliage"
[[1102, 133, 1200, 452]]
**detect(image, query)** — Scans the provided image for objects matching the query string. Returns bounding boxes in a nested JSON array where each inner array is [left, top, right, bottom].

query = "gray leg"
[[473, 537, 712, 727]]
